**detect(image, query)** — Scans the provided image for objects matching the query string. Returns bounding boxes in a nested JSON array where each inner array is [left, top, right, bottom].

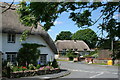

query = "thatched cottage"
[[0, 3, 57, 65], [55, 40, 90, 56]]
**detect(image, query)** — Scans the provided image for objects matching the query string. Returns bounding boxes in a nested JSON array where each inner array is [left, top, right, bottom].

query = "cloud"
[[113, 14, 120, 18], [54, 21, 63, 25], [48, 29, 52, 32]]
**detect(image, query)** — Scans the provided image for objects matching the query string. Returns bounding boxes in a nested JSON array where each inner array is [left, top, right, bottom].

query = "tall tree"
[[16, 2, 120, 39], [72, 29, 98, 48], [55, 31, 72, 41]]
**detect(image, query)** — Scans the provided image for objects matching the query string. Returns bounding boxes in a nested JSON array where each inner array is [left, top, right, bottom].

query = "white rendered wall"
[[2, 33, 54, 62], [0, 33, 2, 52]]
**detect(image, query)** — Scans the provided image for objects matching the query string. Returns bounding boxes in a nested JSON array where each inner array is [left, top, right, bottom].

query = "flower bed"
[[10, 68, 61, 78]]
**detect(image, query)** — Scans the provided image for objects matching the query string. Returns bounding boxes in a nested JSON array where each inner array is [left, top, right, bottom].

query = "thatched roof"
[[1, 3, 57, 54], [55, 40, 90, 51]]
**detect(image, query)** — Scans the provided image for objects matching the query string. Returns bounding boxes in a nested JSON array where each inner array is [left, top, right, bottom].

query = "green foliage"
[[72, 28, 98, 48], [97, 39, 111, 49], [16, 2, 119, 60], [36, 64, 41, 69], [2, 61, 8, 77], [66, 50, 77, 60], [20, 30, 29, 41], [17, 43, 45, 66], [28, 64, 36, 70], [83, 50, 98, 58], [51, 59, 59, 68], [55, 31, 72, 41], [17, 2, 119, 39]]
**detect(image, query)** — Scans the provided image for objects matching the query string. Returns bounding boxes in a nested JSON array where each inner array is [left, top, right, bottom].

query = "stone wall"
[[94, 59, 120, 64]]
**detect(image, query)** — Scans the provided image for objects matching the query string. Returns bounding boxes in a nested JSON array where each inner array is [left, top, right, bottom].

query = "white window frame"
[[7, 34, 16, 43], [6, 52, 17, 64]]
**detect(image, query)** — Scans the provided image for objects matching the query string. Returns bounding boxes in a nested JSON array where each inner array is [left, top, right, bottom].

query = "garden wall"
[[10, 68, 61, 78], [94, 59, 120, 64]]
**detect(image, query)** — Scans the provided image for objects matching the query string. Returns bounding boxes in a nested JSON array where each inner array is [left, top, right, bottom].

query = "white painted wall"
[[2, 33, 54, 62], [0, 33, 2, 52]]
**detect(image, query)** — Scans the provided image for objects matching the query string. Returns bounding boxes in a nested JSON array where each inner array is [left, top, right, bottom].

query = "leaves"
[[72, 29, 98, 48], [55, 31, 72, 41], [16, 2, 119, 39], [17, 43, 46, 66]]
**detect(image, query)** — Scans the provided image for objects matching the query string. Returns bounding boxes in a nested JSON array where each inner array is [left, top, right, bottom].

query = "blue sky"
[[2, 1, 119, 41], [48, 8, 107, 41]]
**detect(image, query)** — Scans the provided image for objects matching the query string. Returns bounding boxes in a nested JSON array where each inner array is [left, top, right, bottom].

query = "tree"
[[72, 29, 98, 48], [55, 31, 72, 41], [16, 2, 120, 39], [66, 49, 77, 61], [2, 1, 120, 62], [17, 43, 46, 66]]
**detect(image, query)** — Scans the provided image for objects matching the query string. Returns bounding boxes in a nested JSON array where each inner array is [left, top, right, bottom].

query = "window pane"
[[12, 34, 15, 42], [8, 34, 11, 42], [7, 54, 11, 61], [7, 34, 16, 43]]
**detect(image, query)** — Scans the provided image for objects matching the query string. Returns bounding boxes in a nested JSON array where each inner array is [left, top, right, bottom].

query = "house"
[[55, 40, 90, 56], [0, 3, 57, 65]]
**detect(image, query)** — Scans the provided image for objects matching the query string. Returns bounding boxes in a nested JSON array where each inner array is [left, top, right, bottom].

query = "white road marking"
[[90, 72, 104, 78], [61, 67, 118, 75]]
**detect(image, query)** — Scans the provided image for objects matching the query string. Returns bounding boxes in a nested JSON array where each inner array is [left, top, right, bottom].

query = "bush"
[[51, 59, 59, 68], [66, 50, 77, 60], [17, 43, 46, 66], [28, 64, 36, 70], [36, 64, 41, 69]]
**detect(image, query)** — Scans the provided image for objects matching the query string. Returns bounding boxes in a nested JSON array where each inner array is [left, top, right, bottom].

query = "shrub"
[[66, 50, 77, 60], [28, 64, 36, 70], [51, 59, 59, 68], [36, 64, 41, 69], [17, 43, 46, 66]]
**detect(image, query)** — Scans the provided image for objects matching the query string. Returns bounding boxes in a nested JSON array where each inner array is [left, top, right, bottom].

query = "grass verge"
[[56, 59, 68, 61]]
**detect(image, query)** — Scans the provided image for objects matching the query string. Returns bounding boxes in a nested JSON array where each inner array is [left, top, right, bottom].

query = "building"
[[55, 40, 90, 56], [0, 3, 57, 65]]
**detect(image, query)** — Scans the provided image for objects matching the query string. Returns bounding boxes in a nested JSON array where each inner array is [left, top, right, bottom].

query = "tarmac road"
[[58, 61, 119, 79]]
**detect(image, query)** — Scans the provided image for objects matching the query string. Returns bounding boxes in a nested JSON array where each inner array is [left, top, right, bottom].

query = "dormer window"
[[8, 34, 16, 43]]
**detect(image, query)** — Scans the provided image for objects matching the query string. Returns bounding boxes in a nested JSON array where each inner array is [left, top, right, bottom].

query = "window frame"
[[6, 52, 17, 64], [7, 34, 16, 43]]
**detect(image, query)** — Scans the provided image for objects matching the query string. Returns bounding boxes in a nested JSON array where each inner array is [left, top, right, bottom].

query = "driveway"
[[58, 61, 119, 79]]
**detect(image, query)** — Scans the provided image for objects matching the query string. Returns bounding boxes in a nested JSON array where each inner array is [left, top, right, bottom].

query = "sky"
[[2, 1, 119, 41], [47, 8, 107, 41]]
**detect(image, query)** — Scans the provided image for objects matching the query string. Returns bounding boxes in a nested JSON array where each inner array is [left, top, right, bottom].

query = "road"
[[58, 61, 119, 79]]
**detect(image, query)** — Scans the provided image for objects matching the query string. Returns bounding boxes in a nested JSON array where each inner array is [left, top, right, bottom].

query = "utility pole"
[[111, 38, 115, 65]]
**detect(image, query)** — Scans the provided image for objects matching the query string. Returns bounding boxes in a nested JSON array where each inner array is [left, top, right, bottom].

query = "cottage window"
[[74, 49, 78, 51], [63, 49, 66, 51], [40, 54, 47, 65], [8, 34, 16, 43], [6, 52, 17, 64]]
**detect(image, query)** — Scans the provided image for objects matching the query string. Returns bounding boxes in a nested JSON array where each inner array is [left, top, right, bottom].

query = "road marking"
[[61, 67, 118, 75], [90, 72, 104, 78]]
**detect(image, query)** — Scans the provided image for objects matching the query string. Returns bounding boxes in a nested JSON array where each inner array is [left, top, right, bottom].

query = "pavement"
[[2, 69, 70, 80]]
